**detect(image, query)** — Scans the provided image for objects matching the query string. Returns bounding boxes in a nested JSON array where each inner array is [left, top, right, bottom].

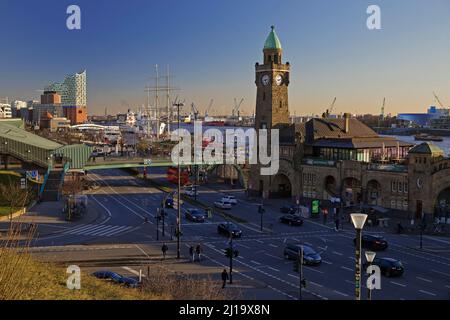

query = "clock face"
[[275, 74, 283, 86], [261, 74, 270, 86]]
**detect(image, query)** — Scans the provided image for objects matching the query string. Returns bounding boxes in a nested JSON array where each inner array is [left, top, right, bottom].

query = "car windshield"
[[226, 223, 238, 230], [301, 246, 316, 255], [190, 210, 202, 216], [110, 273, 122, 280]]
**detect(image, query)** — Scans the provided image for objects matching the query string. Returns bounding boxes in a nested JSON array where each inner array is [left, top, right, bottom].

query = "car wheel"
[[385, 270, 391, 277]]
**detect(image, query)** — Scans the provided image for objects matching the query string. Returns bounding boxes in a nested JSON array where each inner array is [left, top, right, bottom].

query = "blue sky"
[[1, 0, 450, 116]]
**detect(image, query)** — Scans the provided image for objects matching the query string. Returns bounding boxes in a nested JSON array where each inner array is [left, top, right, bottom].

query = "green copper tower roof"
[[264, 26, 282, 50]]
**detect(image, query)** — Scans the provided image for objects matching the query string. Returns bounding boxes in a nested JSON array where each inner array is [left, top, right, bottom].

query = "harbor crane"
[[204, 99, 214, 117], [190, 102, 200, 121], [232, 98, 244, 117], [433, 92, 445, 108], [322, 97, 336, 118]]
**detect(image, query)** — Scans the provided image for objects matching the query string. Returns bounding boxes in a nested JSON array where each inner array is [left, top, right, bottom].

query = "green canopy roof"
[[409, 142, 444, 155], [264, 26, 282, 50]]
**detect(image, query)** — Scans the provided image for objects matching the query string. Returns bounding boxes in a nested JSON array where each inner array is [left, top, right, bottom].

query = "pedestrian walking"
[[161, 243, 168, 260], [189, 245, 195, 262], [333, 207, 339, 231], [322, 207, 329, 225], [221, 269, 229, 288], [196, 244, 202, 261]]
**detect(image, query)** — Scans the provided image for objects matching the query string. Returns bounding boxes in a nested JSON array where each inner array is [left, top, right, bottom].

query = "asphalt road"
[[28, 168, 450, 300]]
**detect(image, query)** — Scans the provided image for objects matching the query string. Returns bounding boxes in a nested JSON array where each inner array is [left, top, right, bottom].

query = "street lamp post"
[[173, 101, 184, 259], [156, 211, 160, 241], [365, 251, 376, 300], [351, 213, 368, 301], [229, 236, 233, 284], [298, 245, 304, 301]]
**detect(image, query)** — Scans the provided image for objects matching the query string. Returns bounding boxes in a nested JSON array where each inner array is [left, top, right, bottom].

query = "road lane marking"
[[446, 285, 450, 289], [419, 290, 436, 297], [333, 251, 343, 256], [250, 260, 261, 265], [390, 281, 406, 287], [431, 269, 450, 277], [309, 281, 324, 288], [304, 242, 313, 246], [322, 260, 333, 265], [341, 266, 353, 272], [268, 267, 280, 272], [269, 244, 278, 248], [333, 290, 349, 297], [416, 277, 432, 283], [255, 240, 264, 244], [304, 266, 324, 274], [265, 253, 283, 260], [288, 274, 298, 279]]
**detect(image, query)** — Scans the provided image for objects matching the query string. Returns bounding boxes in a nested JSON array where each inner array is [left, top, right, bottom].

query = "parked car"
[[354, 234, 388, 251], [92, 271, 140, 288], [221, 195, 237, 205], [185, 208, 205, 222], [280, 205, 297, 214], [363, 257, 404, 277], [214, 200, 232, 210], [283, 244, 322, 266], [279, 214, 304, 226], [218, 222, 242, 238], [185, 189, 198, 197]]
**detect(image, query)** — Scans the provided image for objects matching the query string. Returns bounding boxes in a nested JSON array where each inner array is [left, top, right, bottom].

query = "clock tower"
[[255, 26, 290, 131]]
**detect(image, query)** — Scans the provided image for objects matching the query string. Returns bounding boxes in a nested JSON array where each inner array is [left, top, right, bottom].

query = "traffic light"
[[301, 279, 307, 288]]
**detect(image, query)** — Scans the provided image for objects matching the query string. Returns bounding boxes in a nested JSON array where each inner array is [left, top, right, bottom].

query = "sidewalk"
[[0, 197, 105, 238]]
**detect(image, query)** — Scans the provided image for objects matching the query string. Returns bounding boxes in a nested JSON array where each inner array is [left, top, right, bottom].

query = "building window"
[[404, 182, 408, 193], [279, 101, 282, 108], [263, 92, 266, 101], [391, 181, 397, 192], [423, 157, 427, 164], [398, 182, 403, 193]]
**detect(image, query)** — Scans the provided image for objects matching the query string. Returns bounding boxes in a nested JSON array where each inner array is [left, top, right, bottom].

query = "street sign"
[[26, 170, 39, 181], [143, 159, 152, 165], [20, 178, 27, 190]]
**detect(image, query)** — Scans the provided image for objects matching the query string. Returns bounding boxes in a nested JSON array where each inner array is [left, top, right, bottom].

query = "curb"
[[0, 208, 26, 222]]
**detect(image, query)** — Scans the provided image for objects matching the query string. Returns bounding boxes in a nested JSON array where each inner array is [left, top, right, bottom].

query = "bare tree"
[[0, 178, 30, 224]]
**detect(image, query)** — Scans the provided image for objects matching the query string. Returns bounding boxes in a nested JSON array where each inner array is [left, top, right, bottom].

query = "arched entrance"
[[342, 177, 361, 206], [271, 173, 292, 198], [367, 180, 382, 206], [324, 175, 338, 198], [435, 187, 450, 222]]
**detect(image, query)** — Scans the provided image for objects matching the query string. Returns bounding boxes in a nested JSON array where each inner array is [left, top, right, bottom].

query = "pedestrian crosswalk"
[[62, 224, 133, 237]]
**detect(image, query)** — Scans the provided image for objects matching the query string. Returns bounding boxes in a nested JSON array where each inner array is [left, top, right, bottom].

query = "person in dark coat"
[[161, 243, 168, 260], [189, 246, 195, 262], [221, 269, 229, 288], [196, 244, 202, 261]]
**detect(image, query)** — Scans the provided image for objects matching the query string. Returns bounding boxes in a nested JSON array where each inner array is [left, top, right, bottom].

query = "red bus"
[[167, 166, 189, 185]]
